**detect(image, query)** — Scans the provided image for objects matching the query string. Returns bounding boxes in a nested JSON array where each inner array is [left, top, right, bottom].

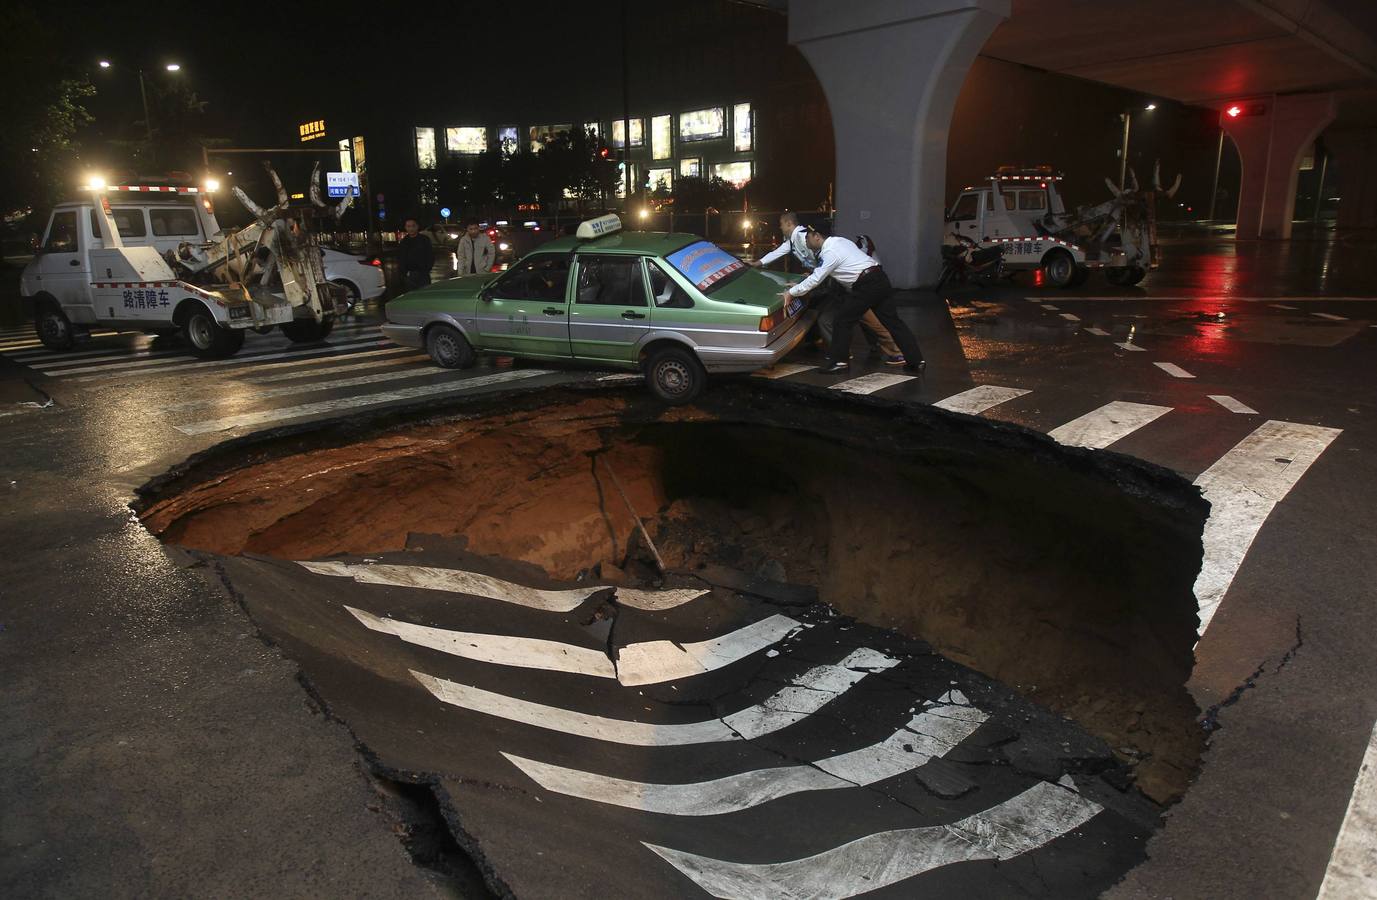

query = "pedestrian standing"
[[456, 220, 496, 276], [784, 228, 925, 374], [398, 217, 435, 291], [750, 211, 814, 272]]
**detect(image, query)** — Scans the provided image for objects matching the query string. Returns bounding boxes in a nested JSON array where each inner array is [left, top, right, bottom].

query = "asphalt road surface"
[[2, 234, 1375, 898]]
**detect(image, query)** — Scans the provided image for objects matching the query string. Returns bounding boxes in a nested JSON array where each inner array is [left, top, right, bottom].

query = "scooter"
[[937, 234, 1005, 291]]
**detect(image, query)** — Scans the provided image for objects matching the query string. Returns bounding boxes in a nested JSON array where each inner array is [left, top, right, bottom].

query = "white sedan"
[[321, 248, 387, 304]]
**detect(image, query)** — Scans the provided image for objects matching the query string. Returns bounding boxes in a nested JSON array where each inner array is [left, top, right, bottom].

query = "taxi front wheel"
[[645, 346, 705, 405], [426, 324, 476, 369]]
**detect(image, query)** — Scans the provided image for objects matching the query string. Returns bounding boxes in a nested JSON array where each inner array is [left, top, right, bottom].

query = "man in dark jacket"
[[398, 217, 434, 290]]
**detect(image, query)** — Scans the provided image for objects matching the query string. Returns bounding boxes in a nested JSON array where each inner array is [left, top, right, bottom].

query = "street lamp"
[[165, 63, 181, 72]]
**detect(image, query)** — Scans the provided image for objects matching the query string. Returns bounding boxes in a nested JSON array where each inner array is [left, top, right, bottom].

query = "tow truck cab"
[[945, 166, 1068, 243]]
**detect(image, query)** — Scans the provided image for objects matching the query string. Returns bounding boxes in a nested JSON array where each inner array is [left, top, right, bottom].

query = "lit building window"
[[680, 107, 725, 142], [585, 122, 601, 141], [529, 124, 572, 153], [446, 127, 488, 155], [337, 138, 351, 174], [419, 176, 438, 205], [647, 167, 673, 193], [498, 126, 519, 156], [616, 163, 638, 199], [733, 102, 753, 152], [414, 127, 437, 170], [651, 115, 672, 160], [679, 158, 701, 178], [711, 161, 753, 187], [611, 118, 644, 148]]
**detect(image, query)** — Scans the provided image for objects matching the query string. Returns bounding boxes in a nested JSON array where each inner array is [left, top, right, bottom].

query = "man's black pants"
[[824, 267, 923, 366]]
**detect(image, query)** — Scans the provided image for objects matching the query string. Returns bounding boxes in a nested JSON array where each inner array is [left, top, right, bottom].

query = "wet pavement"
[[2, 233, 1375, 897]]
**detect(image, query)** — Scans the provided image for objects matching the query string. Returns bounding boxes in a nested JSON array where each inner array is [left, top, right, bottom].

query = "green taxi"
[[380, 214, 816, 403]]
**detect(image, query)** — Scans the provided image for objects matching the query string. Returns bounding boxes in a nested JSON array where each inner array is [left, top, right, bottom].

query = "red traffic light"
[[598, 147, 610, 158], [1226, 105, 1241, 117], [1225, 102, 1266, 120]]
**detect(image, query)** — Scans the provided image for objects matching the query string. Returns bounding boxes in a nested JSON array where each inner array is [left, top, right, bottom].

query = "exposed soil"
[[139, 387, 1208, 804]]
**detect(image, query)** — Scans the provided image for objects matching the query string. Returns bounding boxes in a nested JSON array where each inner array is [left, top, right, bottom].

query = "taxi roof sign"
[[576, 213, 622, 240]]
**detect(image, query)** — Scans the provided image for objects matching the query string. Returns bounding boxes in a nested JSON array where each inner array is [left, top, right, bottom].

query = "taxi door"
[[568, 254, 650, 362], [474, 252, 572, 358]]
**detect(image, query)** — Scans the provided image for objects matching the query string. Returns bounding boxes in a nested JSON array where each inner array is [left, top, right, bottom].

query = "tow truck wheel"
[[425, 324, 476, 369], [279, 316, 336, 343], [36, 304, 75, 351], [184, 308, 245, 359], [1042, 250, 1078, 289], [645, 345, 706, 405], [1069, 265, 1090, 287]]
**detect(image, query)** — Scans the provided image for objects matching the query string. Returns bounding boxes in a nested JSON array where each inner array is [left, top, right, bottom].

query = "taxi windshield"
[[664, 241, 747, 294]]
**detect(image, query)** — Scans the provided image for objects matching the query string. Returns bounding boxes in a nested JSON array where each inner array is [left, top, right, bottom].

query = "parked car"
[[380, 214, 815, 404], [320, 248, 387, 305]]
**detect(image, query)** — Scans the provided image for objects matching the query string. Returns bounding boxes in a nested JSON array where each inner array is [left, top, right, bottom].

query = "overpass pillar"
[[1325, 128, 1377, 231], [1223, 93, 1336, 240], [789, 0, 1010, 288]]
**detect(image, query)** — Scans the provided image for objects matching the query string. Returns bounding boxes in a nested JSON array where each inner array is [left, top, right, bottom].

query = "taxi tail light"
[[758, 313, 778, 332]]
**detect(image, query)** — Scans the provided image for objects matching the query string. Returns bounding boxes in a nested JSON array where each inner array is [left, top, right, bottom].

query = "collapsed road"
[[131, 383, 1209, 897]]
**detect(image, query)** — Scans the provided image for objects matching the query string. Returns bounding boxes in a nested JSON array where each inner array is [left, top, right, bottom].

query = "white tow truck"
[[21, 163, 352, 357], [944, 164, 1180, 288]]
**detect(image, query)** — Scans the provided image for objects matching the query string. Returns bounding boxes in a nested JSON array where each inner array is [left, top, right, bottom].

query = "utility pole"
[[1208, 129, 1225, 221], [621, 0, 632, 206], [138, 70, 155, 147], [1118, 111, 1131, 190]]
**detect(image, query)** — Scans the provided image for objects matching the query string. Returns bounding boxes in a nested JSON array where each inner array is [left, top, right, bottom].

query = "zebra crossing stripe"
[[1059, 313, 1081, 321], [1041, 304, 1059, 311], [1194, 420, 1342, 636], [1208, 395, 1258, 415], [46, 336, 381, 377], [644, 778, 1102, 899], [1083, 327, 1110, 336], [753, 363, 816, 379], [1114, 341, 1146, 352], [933, 385, 1029, 415], [298, 560, 708, 611], [355, 606, 798, 686], [348, 606, 617, 678], [174, 368, 554, 435], [1047, 400, 1172, 449], [21, 343, 165, 367], [412, 647, 899, 745], [163, 364, 458, 411], [828, 373, 917, 395], [1154, 362, 1195, 378], [245, 350, 426, 383], [228, 343, 399, 376], [616, 614, 802, 686], [73, 340, 389, 383], [502, 690, 986, 816], [1317, 719, 1377, 900], [1312, 312, 1348, 321]]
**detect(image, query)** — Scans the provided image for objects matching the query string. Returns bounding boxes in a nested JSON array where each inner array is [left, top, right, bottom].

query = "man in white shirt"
[[754, 213, 905, 363], [785, 228, 925, 375], [455, 221, 496, 275]]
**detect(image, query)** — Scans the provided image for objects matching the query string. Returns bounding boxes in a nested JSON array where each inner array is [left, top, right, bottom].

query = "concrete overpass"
[[780, 0, 1377, 286]]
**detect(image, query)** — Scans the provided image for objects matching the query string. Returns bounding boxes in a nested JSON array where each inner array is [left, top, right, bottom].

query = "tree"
[[0, 4, 94, 222]]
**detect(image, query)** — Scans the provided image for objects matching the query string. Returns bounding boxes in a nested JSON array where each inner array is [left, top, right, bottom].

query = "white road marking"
[[1193, 420, 1342, 635], [616, 614, 802, 686], [645, 778, 1102, 899], [54, 337, 382, 378], [24, 344, 177, 368], [503, 691, 986, 816], [933, 385, 1030, 415], [245, 349, 425, 383], [175, 368, 553, 434], [1048, 401, 1172, 449], [1208, 395, 1259, 415], [753, 363, 816, 379], [828, 373, 916, 395], [1114, 342, 1146, 352], [1270, 304, 1298, 310], [1318, 719, 1377, 900], [349, 606, 616, 678], [1312, 312, 1348, 321], [413, 647, 899, 745], [1041, 304, 1059, 310], [1059, 313, 1080, 321], [163, 365, 460, 411], [297, 560, 707, 612], [1083, 327, 1110, 336], [1154, 361, 1195, 378]]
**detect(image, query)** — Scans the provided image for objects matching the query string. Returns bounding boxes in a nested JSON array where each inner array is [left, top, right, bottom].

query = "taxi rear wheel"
[[644, 345, 705, 405], [426, 324, 476, 369]]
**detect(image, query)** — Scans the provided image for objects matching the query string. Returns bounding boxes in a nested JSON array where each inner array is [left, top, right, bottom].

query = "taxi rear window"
[[664, 241, 746, 293]]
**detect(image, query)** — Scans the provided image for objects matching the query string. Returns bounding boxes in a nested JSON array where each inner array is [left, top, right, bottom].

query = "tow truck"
[[21, 162, 352, 357], [944, 164, 1180, 288]]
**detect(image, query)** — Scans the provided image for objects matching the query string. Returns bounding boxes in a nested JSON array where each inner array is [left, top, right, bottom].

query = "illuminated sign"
[[327, 171, 360, 198], [299, 119, 326, 142]]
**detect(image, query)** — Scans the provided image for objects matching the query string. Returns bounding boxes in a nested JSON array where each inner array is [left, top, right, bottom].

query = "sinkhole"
[[137, 382, 1208, 804]]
